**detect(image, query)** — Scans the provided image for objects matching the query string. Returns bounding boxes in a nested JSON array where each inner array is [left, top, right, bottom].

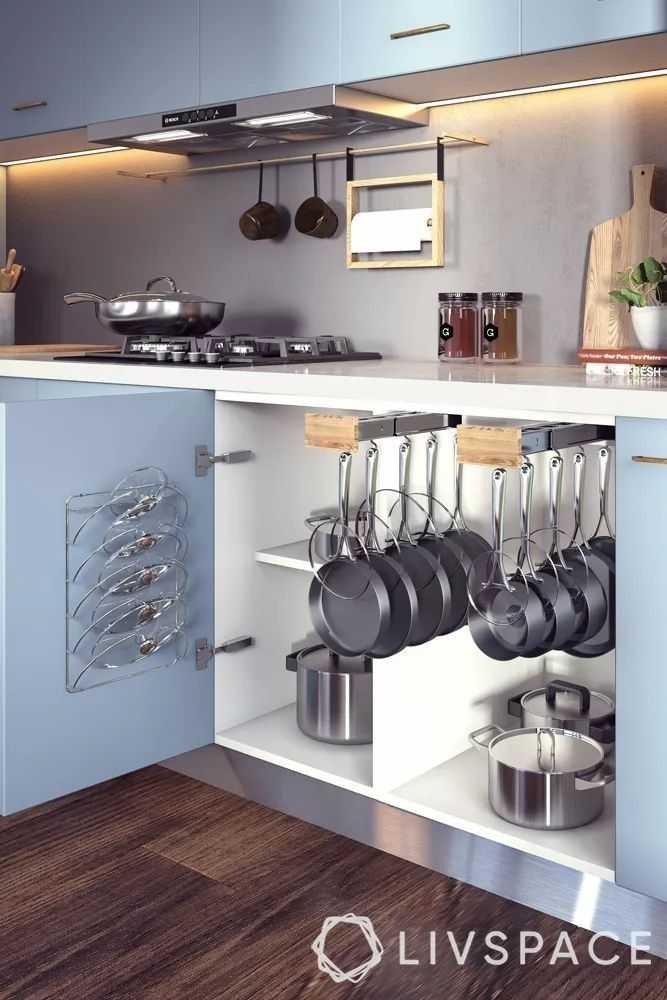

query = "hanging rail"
[[117, 132, 489, 182]]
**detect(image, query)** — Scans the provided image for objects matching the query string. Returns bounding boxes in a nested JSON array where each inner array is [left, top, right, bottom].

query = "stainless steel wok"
[[64, 276, 225, 337]]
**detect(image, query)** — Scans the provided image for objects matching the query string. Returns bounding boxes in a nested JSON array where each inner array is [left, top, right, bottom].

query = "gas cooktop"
[[57, 335, 381, 368]]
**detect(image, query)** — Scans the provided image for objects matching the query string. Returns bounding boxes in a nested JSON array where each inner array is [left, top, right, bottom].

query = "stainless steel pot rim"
[[487, 726, 604, 775], [296, 643, 372, 675]]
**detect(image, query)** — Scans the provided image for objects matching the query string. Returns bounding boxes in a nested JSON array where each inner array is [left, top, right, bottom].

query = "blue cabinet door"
[[522, 0, 667, 54], [0, 385, 214, 814], [342, 0, 520, 83], [200, 0, 342, 105], [616, 417, 667, 901], [0, 0, 84, 140], [84, 0, 199, 123]]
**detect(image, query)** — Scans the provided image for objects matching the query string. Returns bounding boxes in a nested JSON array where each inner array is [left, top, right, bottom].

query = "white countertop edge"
[[2, 355, 667, 421]]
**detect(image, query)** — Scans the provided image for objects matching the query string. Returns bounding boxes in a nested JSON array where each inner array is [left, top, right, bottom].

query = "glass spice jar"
[[481, 292, 523, 363], [438, 292, 480, 362]]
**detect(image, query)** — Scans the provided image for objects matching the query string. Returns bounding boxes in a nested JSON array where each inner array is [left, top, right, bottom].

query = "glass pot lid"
[[490, 728, 604, 775]]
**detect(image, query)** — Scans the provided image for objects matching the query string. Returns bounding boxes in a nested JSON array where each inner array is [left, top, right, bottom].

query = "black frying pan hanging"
[[308, 452, 391, 656], [239, 163, 281, 240], [295, 154, 338, 239], [358, 444, 418, 658], [393, 438, 451, 646]]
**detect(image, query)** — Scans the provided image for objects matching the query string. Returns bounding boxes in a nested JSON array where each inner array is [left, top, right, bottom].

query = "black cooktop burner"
[[56, 334, 382, 368]]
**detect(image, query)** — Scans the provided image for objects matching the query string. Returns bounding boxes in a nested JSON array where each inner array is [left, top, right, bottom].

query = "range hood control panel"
[[162, 104, 237, 128]]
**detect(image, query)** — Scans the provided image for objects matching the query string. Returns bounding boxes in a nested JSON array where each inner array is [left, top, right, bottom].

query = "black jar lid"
[[438, 292, 478, 302], [481, 292, 523, 302]]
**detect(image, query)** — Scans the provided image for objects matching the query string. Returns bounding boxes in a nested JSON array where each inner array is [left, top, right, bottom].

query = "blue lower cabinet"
[[0, 382, 215, 814], [616, 417, 667, 901]]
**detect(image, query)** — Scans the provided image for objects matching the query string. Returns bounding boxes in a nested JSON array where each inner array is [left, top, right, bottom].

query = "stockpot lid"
[[489, 728, 604, 775], [521, 682, 614, 724]]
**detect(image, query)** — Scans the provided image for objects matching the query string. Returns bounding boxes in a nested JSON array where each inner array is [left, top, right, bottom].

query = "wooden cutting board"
[[583, 164, 667, 349]]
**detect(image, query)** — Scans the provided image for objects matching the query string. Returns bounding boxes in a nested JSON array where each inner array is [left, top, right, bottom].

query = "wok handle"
[[63, 292, 108, 305], [397, 439, 412, 542], [545, 679, 591, 713], [364, 444, 381, 551], [338, 451, 354, 559], [469, 724, 503, 752]]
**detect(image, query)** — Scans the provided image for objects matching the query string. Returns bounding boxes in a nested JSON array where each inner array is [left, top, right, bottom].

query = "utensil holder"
[[0, 293, 15, 345], [65, 467, 189, 692]]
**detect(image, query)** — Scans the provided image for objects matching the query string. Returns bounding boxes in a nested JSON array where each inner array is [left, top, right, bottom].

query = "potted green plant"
[[610, 256, 667, 350]]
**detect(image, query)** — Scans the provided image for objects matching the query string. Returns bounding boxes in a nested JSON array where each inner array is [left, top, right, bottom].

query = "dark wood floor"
[[0, 767, 664, 999]]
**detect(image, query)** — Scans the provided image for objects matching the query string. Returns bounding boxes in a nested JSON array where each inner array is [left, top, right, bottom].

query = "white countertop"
[[2, 355, 667, 421]]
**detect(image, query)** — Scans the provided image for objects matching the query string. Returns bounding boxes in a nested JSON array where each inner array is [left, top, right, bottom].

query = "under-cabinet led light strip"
[[0, 146, 126, 167], [423, 67, 667, 107]]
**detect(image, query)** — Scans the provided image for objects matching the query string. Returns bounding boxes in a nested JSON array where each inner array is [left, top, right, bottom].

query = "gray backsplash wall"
[[7, 75, 667, 362]]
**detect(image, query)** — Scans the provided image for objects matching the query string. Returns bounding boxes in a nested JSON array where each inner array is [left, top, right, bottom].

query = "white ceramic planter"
[[631, 305, 667, 351]]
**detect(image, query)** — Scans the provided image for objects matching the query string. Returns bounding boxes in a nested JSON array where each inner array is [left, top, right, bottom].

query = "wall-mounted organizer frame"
[[65, 468, 190, 692], [305, 410, 461, 451], [345, 137, 445, 269]]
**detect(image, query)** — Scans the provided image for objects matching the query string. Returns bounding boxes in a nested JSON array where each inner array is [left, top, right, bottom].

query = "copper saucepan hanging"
[[239, 162, 281, 241], [295, 154, 338, 239]]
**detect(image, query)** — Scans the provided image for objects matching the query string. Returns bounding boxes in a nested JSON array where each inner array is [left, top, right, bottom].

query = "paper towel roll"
[[350, 208, 433, 253]]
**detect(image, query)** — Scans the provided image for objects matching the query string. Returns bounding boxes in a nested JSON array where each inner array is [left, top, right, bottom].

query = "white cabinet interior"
[[212, 399, 615, 882]]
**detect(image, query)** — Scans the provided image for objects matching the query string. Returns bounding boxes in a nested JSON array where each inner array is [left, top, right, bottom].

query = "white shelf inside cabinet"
[[255, 540, 316, 572], [389, 748, 615, 882], [215, 704, 373, 793]]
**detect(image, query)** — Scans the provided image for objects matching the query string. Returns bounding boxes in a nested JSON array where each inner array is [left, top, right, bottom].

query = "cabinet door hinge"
[[195, 445, 254, 477], [196, 635, 254, 669]]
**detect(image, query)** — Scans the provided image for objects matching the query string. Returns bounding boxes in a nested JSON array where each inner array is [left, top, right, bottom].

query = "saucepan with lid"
[[469, 724, 614, 830], [507, 679, 615, 754], [64, 275, 225, 338], [286, 644, 372, 745]]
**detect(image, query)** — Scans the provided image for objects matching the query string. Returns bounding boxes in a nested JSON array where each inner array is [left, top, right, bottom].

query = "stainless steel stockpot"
[[507, 679, 615, 754], [469, 724, 614, 830], [286, 644, 372, 745]]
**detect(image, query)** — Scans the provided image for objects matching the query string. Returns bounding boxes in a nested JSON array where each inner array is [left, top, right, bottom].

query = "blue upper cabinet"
[[342, 1, 520, 83], [84, 0, 200, 123], [0, 0, 84, 140], [200, 0, 342, 105], [522, 0, 667, 54]]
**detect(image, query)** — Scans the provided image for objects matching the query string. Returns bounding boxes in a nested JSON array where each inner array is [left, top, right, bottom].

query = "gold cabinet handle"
[[632, 455, 667, 464], [390, 22, 451, 40], [12, 100, 47, 111]]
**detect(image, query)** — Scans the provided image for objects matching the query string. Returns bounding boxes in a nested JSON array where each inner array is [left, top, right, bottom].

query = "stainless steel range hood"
[[87, 85, 429, 155]]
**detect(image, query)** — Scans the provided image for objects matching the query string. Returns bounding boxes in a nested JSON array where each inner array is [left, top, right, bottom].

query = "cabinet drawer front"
[[522, 0, 667, 54], [84, 0, 199, 123], [0, 0, 84, 140], [200, 0, 342, 105], [0, 387, 214, 814], [616, 417, 667, 901], [342, 0, 520, 83]]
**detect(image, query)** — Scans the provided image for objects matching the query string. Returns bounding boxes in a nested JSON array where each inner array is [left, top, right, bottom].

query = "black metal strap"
[[312, 153, 318, 197], [436, 137, 445, 182], [346, 147, 354, 182]]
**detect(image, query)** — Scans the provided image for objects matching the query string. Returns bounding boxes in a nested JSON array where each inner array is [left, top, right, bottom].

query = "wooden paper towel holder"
[[345, 139, 445, 270]]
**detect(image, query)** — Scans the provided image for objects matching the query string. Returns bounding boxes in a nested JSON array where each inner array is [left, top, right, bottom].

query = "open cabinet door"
[[0, 388, 215, 814]]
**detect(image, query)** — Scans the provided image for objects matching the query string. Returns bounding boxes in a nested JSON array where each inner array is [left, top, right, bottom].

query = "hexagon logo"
[[312, 913, 384, 984]]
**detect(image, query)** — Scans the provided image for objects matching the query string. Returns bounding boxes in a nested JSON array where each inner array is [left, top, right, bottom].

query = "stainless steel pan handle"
[[338, 451, 354, 559], [364, 444, 381, 551], [64, 292, 108, 305], [518, 460, 539, 579], [397, 439, 413, 543], [592, 446, 615, 539], [425, 434, 438, 526], [491, 468, 512, 590], [571, 450, 588, 547], [548, 454, 568, 570]]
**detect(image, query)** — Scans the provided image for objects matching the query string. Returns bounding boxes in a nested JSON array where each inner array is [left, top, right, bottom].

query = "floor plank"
[[0, 766, 664, 999]]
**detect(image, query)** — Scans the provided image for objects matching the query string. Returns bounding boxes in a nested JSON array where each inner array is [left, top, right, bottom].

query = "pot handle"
[[575, 763, 615, 791], [63, 292, 108, 305], [507, 692, 527, 718], [146, 275, 178, 293], [469, 724, 503, 752], [545, 679, 591, 713], [285, 652, 298, 673]]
